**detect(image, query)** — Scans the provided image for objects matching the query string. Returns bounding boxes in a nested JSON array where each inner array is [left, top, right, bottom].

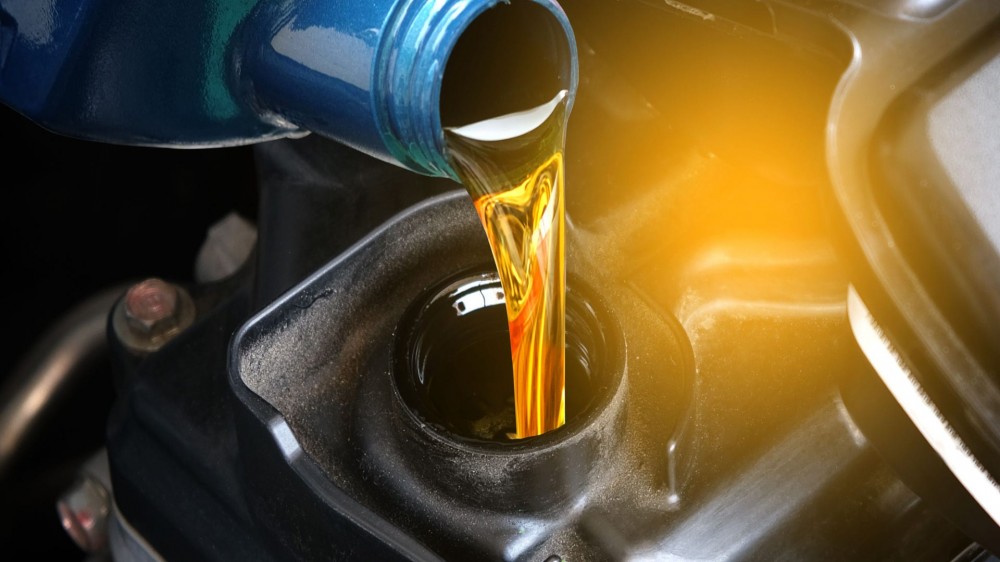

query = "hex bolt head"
[[124, 278, 179, 335], [113, 278, 195, 353], [56, 475, 110, 553]]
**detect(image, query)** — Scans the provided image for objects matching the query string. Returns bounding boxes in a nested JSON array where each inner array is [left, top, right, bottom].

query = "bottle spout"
[[242, 0, 579, 179]]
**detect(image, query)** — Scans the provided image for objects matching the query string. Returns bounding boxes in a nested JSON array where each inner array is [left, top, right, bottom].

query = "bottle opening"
[[441, 0, 571, 128], [393, 270, 615, 444], [448, 90, 568, 142]]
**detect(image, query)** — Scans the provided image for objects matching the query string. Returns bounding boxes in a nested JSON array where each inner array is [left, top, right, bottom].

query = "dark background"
[[0, 102, 259, 558]]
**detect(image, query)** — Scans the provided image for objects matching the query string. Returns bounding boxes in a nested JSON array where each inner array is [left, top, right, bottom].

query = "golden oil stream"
[[446, 92, 568, 438]]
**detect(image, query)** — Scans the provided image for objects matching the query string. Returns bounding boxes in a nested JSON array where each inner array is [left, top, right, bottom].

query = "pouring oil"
[[446, 91, 569, 439]]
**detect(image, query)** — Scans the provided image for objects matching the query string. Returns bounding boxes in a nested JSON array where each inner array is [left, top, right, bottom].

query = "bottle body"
[[0, 0, 286, 147], [0, 0, 578, 178]]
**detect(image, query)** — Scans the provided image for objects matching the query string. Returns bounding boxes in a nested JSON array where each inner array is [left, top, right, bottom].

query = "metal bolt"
[[114, 278, 195, 353], [124, 278, 179, 336], [57, 475, 110, 553]]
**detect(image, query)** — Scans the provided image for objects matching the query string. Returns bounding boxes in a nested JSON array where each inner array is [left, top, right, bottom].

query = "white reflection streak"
[[271, 24, 372, 90], [848, 286, 1000, 527], [268, 417, 302, 462], [453, 288, 505, 316], [678, 297, 845, 329]]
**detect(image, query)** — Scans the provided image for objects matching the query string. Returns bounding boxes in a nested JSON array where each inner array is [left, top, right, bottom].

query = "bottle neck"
[[375, 0, 578, 180]]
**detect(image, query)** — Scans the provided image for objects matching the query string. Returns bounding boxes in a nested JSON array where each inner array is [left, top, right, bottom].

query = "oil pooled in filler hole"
[[446, 90, 569, 439]]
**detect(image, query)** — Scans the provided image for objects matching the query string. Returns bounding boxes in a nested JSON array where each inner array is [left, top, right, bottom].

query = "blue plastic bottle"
[[0, 0, 578, 179]]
